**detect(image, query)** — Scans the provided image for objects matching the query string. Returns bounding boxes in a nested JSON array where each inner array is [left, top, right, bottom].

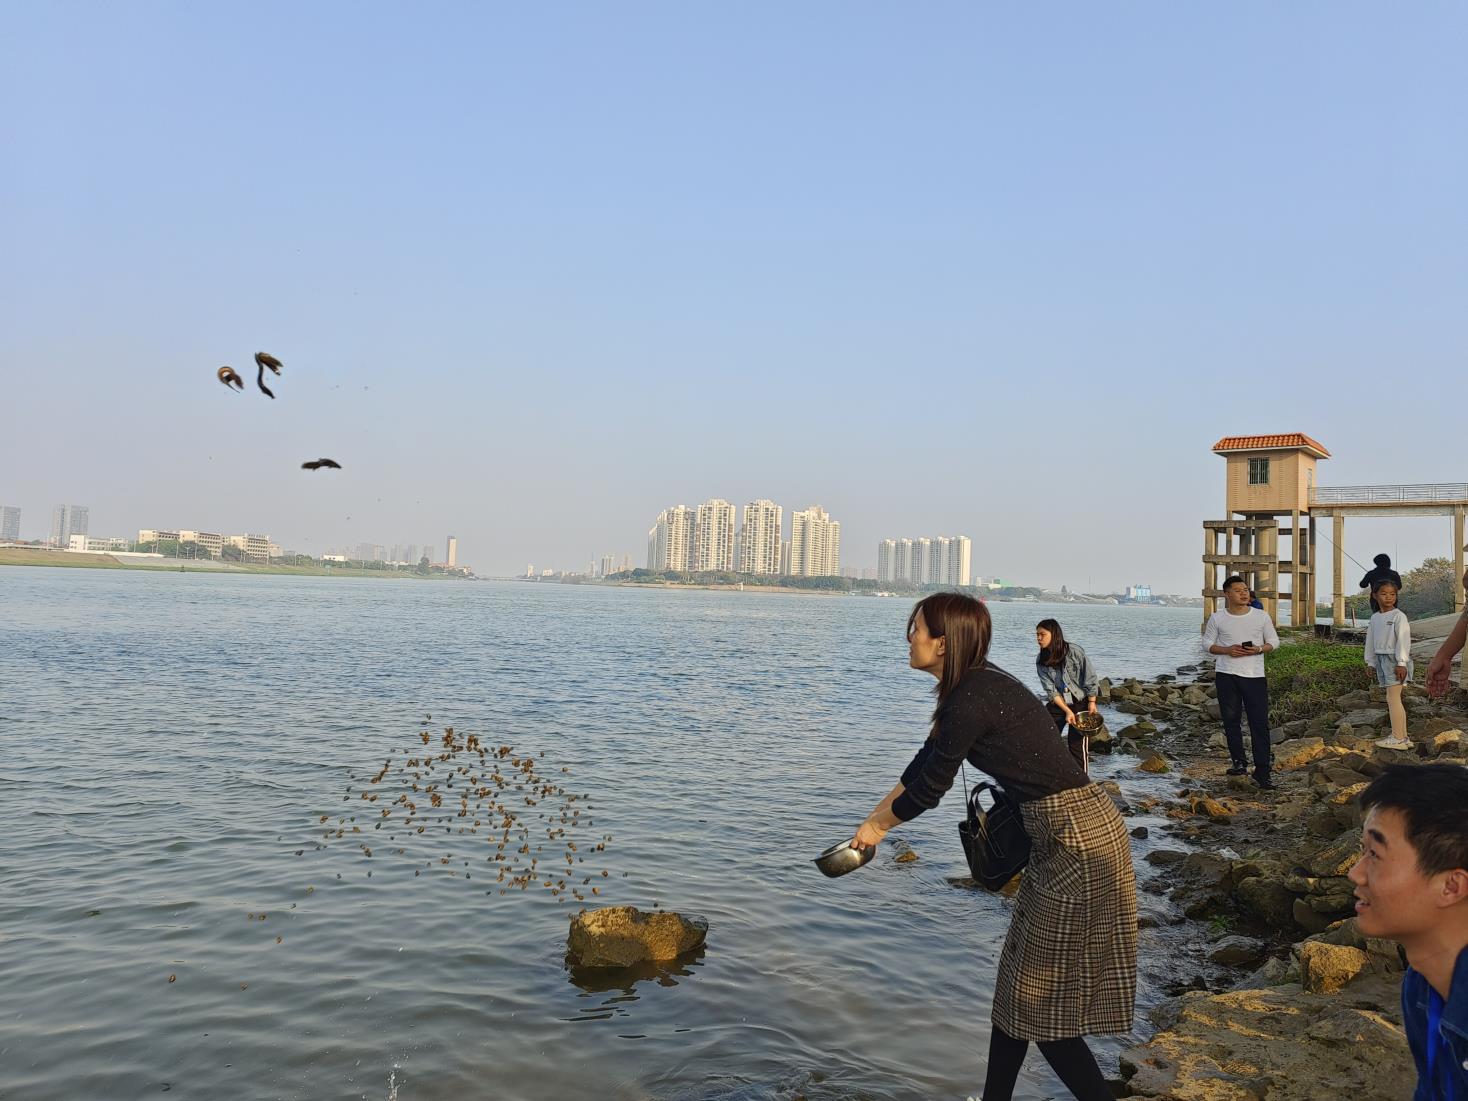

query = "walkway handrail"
[[1311, 483, 1468, 505]]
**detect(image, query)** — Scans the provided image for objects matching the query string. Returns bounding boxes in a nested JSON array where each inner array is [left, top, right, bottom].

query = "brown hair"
[[1036, 618, 1069, 667], [907, 592, 992, 707]]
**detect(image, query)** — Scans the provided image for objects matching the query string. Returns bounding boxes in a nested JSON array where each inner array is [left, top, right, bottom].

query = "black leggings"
[[1044, 699, 1091, 775], [981, 1024, 1112, 1101]]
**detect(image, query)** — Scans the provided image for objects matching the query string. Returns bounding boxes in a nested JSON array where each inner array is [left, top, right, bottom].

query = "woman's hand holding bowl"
[[852, 818, 888, 852]]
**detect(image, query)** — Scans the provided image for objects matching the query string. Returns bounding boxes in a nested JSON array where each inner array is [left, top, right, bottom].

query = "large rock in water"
[[566, 905, 707, 967]]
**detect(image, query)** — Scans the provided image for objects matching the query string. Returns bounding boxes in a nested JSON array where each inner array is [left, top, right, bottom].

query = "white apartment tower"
[[648, 505, 697, 571], [895, 538, 913, 583], [912, 538, 932, 585], [738, 500, 783, 575], [445, 536, 458, 567], [877, 539, 896, 582], [694, 499, 736, 572], [789, 505, 841, 577]]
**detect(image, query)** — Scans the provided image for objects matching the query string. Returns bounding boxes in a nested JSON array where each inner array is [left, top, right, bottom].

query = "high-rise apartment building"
[[877, 539, 896, 582], [647, 506, 696, 571], [446, 536, 458, 567], [0, 506, 19, 541], [694, 499, 736, 572], [738, 500, 783, 575], [789, 505, 841, 577], [780, 539, 791, 576], [877, 533, 973, 586], [895, 538, 913, 583], [912, 538, 932, 585], [50, 504, 89, 548], [600, 554, 616, 577]]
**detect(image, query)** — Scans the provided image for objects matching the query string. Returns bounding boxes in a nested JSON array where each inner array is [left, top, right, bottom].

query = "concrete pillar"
[[1332, 513, 1345, 627], [1291, 509, 1304, 626], [1203, 525, 1215, 625], [1308, 514, 1318, 626], [1455, 506, 1466, 614]]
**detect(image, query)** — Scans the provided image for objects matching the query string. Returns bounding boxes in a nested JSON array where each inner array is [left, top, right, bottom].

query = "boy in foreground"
[[1349, 764, 1468, 1099]]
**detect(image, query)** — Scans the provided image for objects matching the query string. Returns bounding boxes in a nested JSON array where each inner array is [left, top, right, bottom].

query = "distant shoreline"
[[0, 547, 465, 580]]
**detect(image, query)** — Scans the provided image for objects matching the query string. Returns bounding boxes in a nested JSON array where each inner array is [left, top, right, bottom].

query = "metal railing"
[[1311, 483, 1468, 505]]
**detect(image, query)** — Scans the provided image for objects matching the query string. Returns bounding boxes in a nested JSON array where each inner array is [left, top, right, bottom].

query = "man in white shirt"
[[1202, 575, 1282, 789]]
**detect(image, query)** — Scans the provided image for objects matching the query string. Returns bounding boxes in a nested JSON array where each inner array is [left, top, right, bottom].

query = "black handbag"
[[957, 767, 1031, 891]]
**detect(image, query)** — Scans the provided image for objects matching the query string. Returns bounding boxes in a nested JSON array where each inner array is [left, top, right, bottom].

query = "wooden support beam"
[[1333, 513, 1345, 627]]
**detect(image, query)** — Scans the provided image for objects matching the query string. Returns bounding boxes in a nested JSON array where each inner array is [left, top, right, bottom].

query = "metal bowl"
[[1071, 711, 1104, 733], [813, 839, 876, 878]]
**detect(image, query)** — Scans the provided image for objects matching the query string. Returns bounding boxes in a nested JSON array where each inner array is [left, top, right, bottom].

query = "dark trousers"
[[1045, 699, 1090, 775], [1215, 672, 1271, 778]]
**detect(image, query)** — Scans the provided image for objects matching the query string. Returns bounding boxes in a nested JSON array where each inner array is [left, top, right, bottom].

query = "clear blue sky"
[[4, 2, 1465, 592]]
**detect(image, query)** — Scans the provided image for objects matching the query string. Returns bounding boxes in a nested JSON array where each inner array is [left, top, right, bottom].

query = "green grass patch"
[[1266, 640, 1374, 724]]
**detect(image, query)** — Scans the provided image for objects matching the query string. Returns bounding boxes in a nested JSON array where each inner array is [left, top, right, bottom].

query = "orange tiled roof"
[[1212, 433, 1330, 459]]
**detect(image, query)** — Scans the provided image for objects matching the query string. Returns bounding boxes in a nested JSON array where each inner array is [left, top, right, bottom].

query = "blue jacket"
[[1403, 944, 1468, 1100], [1035, 643, 1099, 705]]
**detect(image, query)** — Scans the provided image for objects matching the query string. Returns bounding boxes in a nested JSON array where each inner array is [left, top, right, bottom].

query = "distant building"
[[67, 534, 128, 553], [877, 539, 896, 582], [50, 504, 89, 548], [178, 531, 224, 558], [738, 500, 783, 575], [1124, 584, 1154, 604], [423, 544, 436, 565], [1, 506, 19, 541], [694, 499, 736, 572], [780, 539, 791, 576], [789, 505, 840, 577], [600, 554, 616, 577], [321, 554, 347, 563], [446, 536, 458, 567], [878, 534, 972, 586], [647, 505, 696, 571], [862, 567, 877, 580], [227, 533, 271, 563]]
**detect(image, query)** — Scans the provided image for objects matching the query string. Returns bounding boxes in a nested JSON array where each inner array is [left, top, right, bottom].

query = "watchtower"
[[1202, 433, 1330, 627]]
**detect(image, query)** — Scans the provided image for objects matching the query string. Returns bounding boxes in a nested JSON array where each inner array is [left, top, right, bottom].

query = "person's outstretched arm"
[[1426, 607, 1468, 697]]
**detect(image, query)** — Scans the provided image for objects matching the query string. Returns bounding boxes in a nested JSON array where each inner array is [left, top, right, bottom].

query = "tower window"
[[1248, 458, 1270, 485]]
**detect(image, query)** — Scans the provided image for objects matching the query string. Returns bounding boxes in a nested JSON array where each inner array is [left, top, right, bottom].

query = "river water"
[[0, 569, 1205, 1101]]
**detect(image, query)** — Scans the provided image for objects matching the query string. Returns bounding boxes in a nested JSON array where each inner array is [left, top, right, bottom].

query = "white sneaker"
[[1374, 736, 1412, 751]]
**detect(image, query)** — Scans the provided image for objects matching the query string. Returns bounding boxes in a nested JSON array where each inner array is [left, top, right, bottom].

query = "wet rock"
[[567, 905, 707, 967], [1209, 935, 1268, 967], [893, 850, 919, 863], [1298, 941, 1371, 993], [1138, 751, 1170, 774], [1131, 825, 1149, 839], [1190, 795, 1234, 821], [1292, 896, 1335, 934], [1096, 779, 1131, 813], [1116, 699, 1149, 716], [1146, 849, 1188, 866]]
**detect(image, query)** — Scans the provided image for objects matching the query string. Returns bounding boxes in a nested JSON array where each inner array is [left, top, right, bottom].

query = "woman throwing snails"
[[852, 593, 1136, 1101]]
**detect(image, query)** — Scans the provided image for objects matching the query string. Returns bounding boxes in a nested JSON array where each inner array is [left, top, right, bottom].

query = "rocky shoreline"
[[1087, 647, 1468, 1100]]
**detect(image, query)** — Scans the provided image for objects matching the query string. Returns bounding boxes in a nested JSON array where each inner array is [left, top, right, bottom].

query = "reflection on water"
[[565, 947, 708, 1021], [0, 569, 1203, 1101]]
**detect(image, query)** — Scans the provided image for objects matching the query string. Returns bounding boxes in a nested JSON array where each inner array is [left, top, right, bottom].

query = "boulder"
[[1205, 698, 1222, 720], [1429, 729, 1465, 758], [1237, 875, 1298, 926], [1138, 752, 1170, 774], [1096, 676, 1112, 702], [566, 905, 707, 967], [1297, 941, 1371, 994], [1275, 737, 1329, 771], [1293, 896, 1335, 935], [1131, 826, 1149, 839], [1209, 935, 1268, 967], [1337, 708, 1388, 731], [1119, 977, 1412, 1099], [1308, 830, 1365, 877], [1116, 699, 1149, 716]]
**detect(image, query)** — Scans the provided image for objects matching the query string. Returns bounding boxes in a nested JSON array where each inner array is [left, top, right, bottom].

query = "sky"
[[3, 2, 1465, 594]]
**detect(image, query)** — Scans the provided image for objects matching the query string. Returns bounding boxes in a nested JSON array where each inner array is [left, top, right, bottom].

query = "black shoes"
[[1254, 774, 1275, 790], [1226, 766, 1248, 776]]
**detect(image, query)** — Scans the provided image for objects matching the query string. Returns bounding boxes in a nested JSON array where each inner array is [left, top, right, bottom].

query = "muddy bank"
[[1083, 651, 1468, 1099]]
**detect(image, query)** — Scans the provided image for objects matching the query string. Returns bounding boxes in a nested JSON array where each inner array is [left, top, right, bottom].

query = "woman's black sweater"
[[891, 663, 1091, 821]]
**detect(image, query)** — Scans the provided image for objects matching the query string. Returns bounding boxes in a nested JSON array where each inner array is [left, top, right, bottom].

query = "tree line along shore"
[[1060, 632, 1467, 1098]]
